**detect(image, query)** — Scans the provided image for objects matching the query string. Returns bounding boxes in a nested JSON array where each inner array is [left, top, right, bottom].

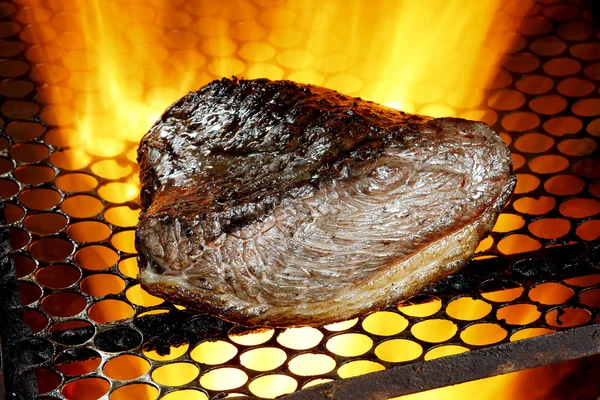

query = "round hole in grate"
[[249, 374, 297, 399], [558, 138, 596, 157], [36, 264, 80, 289], [515, 75, 553, 95], [0, 59, 28, 78], [49, 320, 95, 346], [557, 77, 595, 97], [190, 339, 237, 365], [0, 136, 7, 151], [143, 337, 189, 361], [480, 279, 524, 302], [24, 212, 67, 235], [24, 309, 48, 333], [397, 294, 442, 317], [492, 213, 526, 233], [104, 205, 140, 227], [29, 63, 68, 83], [578, 288, 600, 308], [514, 133, 554, 153], [545, 306, 591, 328], [528, 218, 571, 239], [49, 149, 91, 170], [572, 98, 600, 117], [411, 319, 458, 343], [0, 178, 18, 199], [161, 389, 209, 400], [303, 378, 334, 389], [42, 291, 86, 317], [1, 100, 40, 119], [576, 220, 600, 241], [529, 282, 575, 305], [98, 182, 139, 203], [200, 367, 248, 391], [109, 384, 159, 400], [543, 116, 583, 136], [14, 254, 36, 277], [30, 237, 74, 262], [88, 299, 134, 323], [502, 52, 539, 74], [103, 354, 150, 381], [288, 353, 336, 376], [9, 227, 30, 250], [564, 274, 600, 287], [44, 128, 80, 147], [67, 221, 111, 242], [374, 339, 422, 363], [55, 173, 98, 192], [5, 121, 44, 141], [81, 274, 125, 297], [35, 368, 62, 394], [18, 281, 42, 305], [424, 345, 469, 361], [362, 311, 408, 336], [544, 175, 585, 196], [559, 198, 600, 218], [13, 165, 56, 185], [0, 156, 13, 174], [74, 245, 118, 271], [573, 159, 600, 179], [3, 203, 24, 224], [543, 57, 581, 76], [570, 42, 600, 61], [510, 327, 555, 342], [324, 318, 359, 331], [460, 323, 507, 346], [326, 333, 372, 357], [512, 258, 554, 280], [446, 297, 492, 321], [55, 348, 102, 376], [588, 119, 600, 137], [39, 104, 76, 126], [497, 303, 541, 325], [95, 327, 142, 352], [513, 196, 556, 215], [118, 256, 139, 279], [529, 35, 567, 56], [126, 284, 164, 306], [112, 230, 137, 253], [152, 362, 199, 386], [584, 63, 600, 80], [529, 155, 569, 174], [277, 327, 322, 350], [0, 42, 23, 58], [501, 111, 540, 132], [90, 159, 133, 180], [19, 187, 61, 210], [239, 347, 286, 371], [497, 234, 541, 255], [61, 194, 104, 218], [337, 360, 385, 379], [487, 89, 526, 111]]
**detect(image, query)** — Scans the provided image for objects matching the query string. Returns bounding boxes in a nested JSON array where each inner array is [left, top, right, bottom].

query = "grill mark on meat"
[[136, 77, 515, 327]]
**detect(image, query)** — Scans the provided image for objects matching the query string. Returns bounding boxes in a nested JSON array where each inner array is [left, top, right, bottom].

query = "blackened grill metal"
[[0, 0, 599, 399]]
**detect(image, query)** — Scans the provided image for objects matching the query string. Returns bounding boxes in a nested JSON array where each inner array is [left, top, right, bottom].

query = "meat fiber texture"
[[136, 77, 515, 327]]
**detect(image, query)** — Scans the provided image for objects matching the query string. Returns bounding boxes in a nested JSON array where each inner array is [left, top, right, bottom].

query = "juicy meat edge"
[[139, 174, 514, 327]]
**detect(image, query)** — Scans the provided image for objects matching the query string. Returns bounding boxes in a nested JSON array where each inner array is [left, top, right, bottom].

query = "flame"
[[22, 0, 546, 396]]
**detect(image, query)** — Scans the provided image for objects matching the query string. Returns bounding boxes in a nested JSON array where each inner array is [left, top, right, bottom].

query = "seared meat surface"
[[136, 77, 515, 327]]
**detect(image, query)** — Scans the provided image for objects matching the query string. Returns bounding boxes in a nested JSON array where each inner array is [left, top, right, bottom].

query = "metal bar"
[[284, 323, 600, 400]]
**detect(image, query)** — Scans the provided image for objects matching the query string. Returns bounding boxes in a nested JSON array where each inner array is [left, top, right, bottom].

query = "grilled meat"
[[136, 77, 515, 327]]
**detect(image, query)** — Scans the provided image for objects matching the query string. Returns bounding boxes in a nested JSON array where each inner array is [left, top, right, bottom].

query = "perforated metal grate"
[[0, 0, 599, 399]]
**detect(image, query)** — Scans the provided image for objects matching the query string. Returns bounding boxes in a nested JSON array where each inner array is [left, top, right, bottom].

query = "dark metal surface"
[[283, 323, 600, 400], [0, 202, 38, 400]]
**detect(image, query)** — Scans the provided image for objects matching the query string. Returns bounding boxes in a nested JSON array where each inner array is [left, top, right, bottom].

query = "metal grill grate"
[[0, 0, 599, 399]]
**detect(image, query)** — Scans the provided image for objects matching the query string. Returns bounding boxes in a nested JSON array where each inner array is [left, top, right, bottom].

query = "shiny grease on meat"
[[136, 77, 515, 327]]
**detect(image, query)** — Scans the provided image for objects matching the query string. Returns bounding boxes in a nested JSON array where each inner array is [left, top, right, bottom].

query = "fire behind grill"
[[0, 0, 599, 399]]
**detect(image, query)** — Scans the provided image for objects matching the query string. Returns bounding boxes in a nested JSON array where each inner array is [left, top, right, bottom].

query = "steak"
[[136, 77, 515, 327]]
